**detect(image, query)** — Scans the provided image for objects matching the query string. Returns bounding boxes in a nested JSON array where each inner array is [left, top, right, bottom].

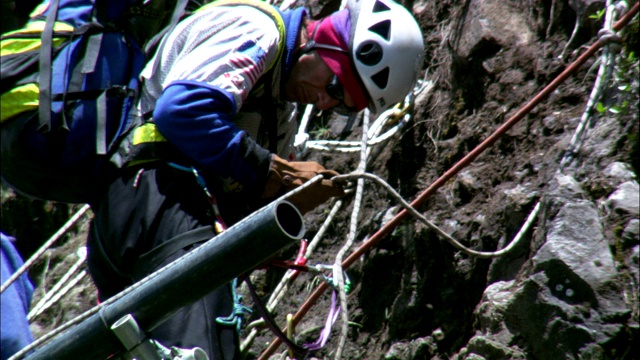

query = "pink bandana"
[[307, 10, 369, 111]]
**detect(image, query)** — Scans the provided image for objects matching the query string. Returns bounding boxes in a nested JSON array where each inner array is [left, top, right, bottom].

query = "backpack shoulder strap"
[[38, 0, 61, 133], [141, 0, 190, 57]]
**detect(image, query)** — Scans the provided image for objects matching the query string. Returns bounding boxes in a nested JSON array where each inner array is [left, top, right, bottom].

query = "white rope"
[[298, 80, 432, 154], [503, 0, 625, 254], [335, 172, 531, 259], [29, 270, 88, 322], [1, 204, 90, 295], [28, 247, 87, 320], [333, 109, 370, 360], [306, 107, 409, 152], [294, 104, 314, 156], [559, 0, 621, 171]]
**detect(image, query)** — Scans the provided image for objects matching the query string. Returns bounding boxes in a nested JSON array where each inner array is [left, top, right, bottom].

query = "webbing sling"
[[82, 32, 104, 148], [38, 0, 60, 133]]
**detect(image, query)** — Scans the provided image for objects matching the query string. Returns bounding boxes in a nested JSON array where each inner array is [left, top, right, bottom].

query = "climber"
[[85, 0, 424, 358]]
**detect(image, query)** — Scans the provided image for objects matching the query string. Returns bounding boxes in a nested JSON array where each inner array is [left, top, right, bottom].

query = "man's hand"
[[261, 155, 345, 214]]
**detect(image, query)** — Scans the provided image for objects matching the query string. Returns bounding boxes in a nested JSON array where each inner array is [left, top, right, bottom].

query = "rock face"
[[339, 0, 638, 358], [469, 174, 633, 360], [1, 0, 638, 359]]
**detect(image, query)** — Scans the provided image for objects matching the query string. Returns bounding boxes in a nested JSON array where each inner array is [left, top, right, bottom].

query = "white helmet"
[[348, 0, 425, 114]]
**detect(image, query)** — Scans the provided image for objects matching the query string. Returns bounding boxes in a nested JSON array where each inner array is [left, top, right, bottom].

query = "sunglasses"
[[326, 75, 357, 115]]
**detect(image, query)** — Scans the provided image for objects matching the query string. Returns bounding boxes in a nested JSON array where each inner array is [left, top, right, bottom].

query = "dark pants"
[[87, 165, 239, 359]]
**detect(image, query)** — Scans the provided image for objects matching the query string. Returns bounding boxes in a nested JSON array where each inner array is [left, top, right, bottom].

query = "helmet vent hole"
[[371, 67, 389, 89], [369, 20, 391, 41], [356, 41, 383, 66], [373, 0, 391, 13]]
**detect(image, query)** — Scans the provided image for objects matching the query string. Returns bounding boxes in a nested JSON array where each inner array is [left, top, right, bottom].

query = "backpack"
[[0, 0, 284, 204], [0, 0, 197, 204]]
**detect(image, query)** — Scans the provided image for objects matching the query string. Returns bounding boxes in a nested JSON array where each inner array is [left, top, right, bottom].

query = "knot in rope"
[[597, 28, 623, 52], [216, 279, 252, 334]]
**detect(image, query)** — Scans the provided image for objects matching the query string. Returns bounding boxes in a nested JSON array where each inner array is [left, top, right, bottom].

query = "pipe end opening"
[[276, 201, 305, 238]]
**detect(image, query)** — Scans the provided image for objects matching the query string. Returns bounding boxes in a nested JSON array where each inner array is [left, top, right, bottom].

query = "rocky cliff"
[[1, 0, 638, 359]]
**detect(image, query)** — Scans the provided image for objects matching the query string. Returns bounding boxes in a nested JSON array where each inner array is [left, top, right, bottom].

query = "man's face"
[[283, 50, 355, 112]]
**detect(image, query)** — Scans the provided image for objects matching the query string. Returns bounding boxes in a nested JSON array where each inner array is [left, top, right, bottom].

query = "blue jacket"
[[1, 232, 34, 360], [146, 5, 307, 193]]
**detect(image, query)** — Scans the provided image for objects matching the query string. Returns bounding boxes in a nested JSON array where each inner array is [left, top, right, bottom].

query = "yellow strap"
[[1, 21, 73, 56], [132, 123, 168, 145], [1, 20, 73, 37], [1, 83, 39, 122]]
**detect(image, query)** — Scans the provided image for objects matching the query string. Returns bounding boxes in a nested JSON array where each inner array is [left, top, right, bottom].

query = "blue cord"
[[216, 278, 253, 334]]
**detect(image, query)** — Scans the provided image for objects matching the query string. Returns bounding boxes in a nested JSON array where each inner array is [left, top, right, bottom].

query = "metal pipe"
[[110, 314, 162, 360], [24, 199, 305, 360]]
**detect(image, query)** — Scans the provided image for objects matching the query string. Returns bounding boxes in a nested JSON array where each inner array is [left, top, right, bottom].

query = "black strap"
[[66, 29, 101, 96], [85, 32, 108, 155], [253, 60, 281, 154], [265, 73, 278, 154], [38, 0, 61, 133], [340, 112, 358, 138], [244, 278, 308, 358], [132, 225, 216, 280], [144, 0, 190, 71], [50, 86, 137, 101]]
